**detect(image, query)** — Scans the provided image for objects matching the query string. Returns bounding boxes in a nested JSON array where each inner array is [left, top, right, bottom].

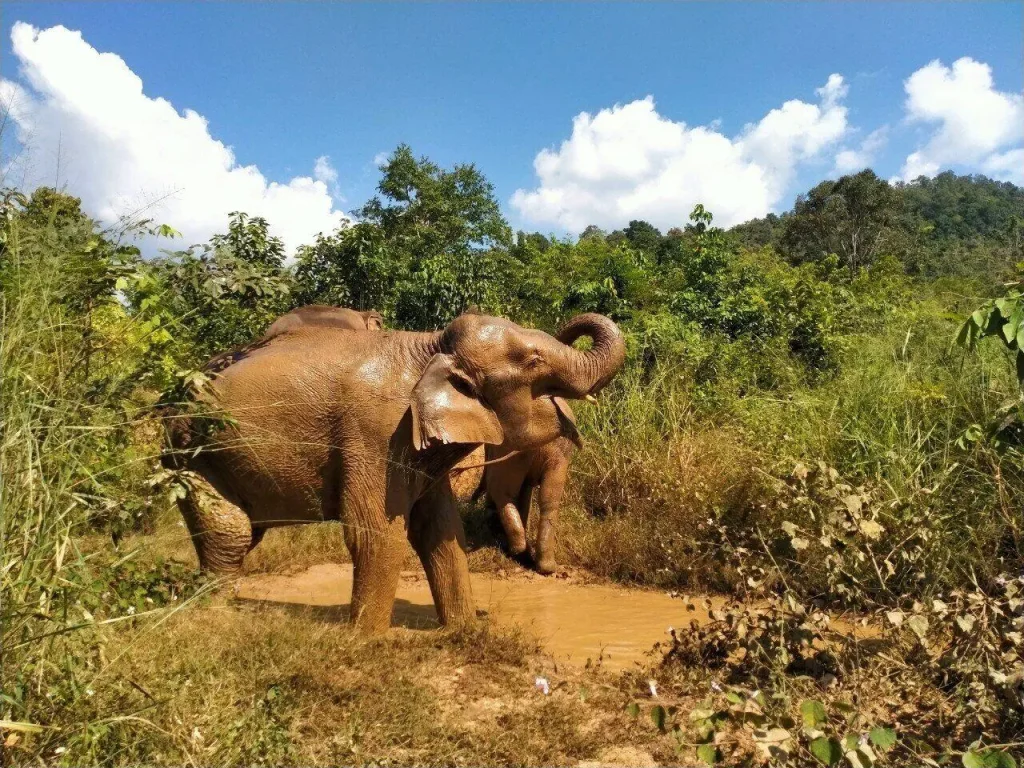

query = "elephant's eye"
[[525, 353, 544, 369]]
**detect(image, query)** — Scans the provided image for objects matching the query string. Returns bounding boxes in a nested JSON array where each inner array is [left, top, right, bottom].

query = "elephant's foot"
[[498, 502, 527, 555], [534, 555, 558, 576], [528, 544, 558, 575]]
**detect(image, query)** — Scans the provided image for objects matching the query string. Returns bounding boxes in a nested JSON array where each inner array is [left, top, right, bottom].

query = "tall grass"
[[2, 209, 100, 727], [558, 290, 1024, 596]]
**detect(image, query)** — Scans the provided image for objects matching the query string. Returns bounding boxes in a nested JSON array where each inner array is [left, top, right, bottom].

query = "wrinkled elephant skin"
[[163, 312, 625, 633]]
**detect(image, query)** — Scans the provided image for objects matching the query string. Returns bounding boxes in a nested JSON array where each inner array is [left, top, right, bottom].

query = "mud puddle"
[[235, 564, 725, 671]]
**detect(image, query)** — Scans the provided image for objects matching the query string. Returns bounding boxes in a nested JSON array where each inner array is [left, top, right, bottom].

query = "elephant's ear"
[[363, 311, 384, 331], [410, 354, 504, 450], [552, 397, 582, 449]]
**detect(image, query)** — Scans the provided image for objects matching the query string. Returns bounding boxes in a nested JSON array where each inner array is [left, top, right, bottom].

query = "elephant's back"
[[192, 329, 429, 525]]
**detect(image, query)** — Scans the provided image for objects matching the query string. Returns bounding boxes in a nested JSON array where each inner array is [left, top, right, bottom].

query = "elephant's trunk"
[[550, 313, 627, 398]]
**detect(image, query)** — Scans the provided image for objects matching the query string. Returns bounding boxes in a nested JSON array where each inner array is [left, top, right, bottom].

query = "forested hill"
[[726, 170, 1024, 279]]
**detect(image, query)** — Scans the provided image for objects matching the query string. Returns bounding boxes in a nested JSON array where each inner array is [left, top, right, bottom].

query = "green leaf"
[[809, 737, 843, 765], [956, 318, 976, 348], [650, 705, 667, 732], [801, 699, 828, 728], [625, 702, 640, 718], [724, 691, 744, 705], [696, 744, 720, 765], [868, 727, 896, 751], [964, 751, 1018, 768]]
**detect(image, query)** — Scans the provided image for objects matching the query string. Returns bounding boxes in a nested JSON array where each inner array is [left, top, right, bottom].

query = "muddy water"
[[235, 564, 724, 671]]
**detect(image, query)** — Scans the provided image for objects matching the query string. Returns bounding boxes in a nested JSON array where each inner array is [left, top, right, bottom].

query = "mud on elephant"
[[163, 312, 625, 633]]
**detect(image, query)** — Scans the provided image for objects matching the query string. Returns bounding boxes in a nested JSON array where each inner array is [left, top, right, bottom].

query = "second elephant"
[[477, 314, 602, 574]]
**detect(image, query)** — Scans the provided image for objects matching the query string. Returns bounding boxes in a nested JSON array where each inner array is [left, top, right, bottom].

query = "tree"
[[360, 144, 511, 253], [209, 211, 285, 269], [579, 225, 607, 242], [623, 219, 662, 254], [293, 222, 397, 313], [780, 170, 901, 273], [356, 145, 514, 329], [137, 212, 293, 363]]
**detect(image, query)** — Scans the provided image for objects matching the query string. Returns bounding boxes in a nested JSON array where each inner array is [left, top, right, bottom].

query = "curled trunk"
[[551, 313, 626, 397]]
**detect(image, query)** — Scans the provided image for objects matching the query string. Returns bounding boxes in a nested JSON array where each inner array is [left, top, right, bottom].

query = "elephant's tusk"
[[584, 394, 599, 404]]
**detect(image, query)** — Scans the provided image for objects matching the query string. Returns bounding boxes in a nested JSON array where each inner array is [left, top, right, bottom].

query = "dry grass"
[[9, 589, 666, 767], [558, 425, 766, 591]]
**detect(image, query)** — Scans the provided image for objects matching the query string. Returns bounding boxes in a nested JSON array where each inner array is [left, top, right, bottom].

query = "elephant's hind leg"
[[409, 485, 474, 628], [177, 479, 254, 574]]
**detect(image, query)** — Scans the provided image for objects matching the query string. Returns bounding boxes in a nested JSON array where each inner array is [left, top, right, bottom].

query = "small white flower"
[[648, 680, 659, 698], [86, 688, 95, 697], [126, 606, 136, 615], [534, 676, 550, 695], [711, 681, 723, 693]]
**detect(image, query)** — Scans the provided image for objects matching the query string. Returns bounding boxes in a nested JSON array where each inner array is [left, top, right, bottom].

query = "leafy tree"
[[623, 219, 663, 254], [210, 211, 286, 269], [135, 212, 293, 365], [579, 224, 607, 242], [780, 170, 901, 273], [354, 144, 513, 329], [898, 171, 1024, 244], [293, 222, 397, 313], [729, 212, 785, 251]]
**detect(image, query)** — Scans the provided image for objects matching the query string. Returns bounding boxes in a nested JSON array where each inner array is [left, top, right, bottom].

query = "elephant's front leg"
[[408, 482, 475, 627], [343, 492, 409, 634]]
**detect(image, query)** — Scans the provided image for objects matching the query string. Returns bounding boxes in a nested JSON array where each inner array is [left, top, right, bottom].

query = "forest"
[[4, 144, 1024, 766]]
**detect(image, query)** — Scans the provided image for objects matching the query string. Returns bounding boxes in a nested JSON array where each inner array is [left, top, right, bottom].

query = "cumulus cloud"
[[834, 127, 889, 175], [0, 22, 346, 253], [511, 75, 850, 232], [898, 57, 1024, 184]]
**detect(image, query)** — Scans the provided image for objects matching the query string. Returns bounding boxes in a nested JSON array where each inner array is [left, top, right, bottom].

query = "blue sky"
[[1, 2, 1021, 248]]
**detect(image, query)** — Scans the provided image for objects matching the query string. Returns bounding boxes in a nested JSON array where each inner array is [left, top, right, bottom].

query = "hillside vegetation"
[[3, 152, 1024, 766]]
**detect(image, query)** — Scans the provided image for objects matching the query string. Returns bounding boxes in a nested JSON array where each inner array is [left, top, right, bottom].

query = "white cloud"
[[313, 155, 338, 186], [313, 154, 344, 202], [511, 76, 849, 232], [833, 127, 889, 175], [898, 57, 1024, 183], [0, 22, 347, 253]]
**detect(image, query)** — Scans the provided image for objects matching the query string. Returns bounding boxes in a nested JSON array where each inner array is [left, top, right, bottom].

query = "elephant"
[[263, 305, 384, 337], [472, 316, 599, 574], [162, 311, 626, 633]]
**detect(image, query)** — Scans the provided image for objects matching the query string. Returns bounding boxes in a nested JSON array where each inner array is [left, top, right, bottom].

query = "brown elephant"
[[163, 312, 625, 632], [473, 315, 601, 574], [263, 304, 384, 337]]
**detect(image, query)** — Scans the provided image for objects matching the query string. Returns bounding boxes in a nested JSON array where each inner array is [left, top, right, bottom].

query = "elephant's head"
[[410, 312, 625, 452]]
